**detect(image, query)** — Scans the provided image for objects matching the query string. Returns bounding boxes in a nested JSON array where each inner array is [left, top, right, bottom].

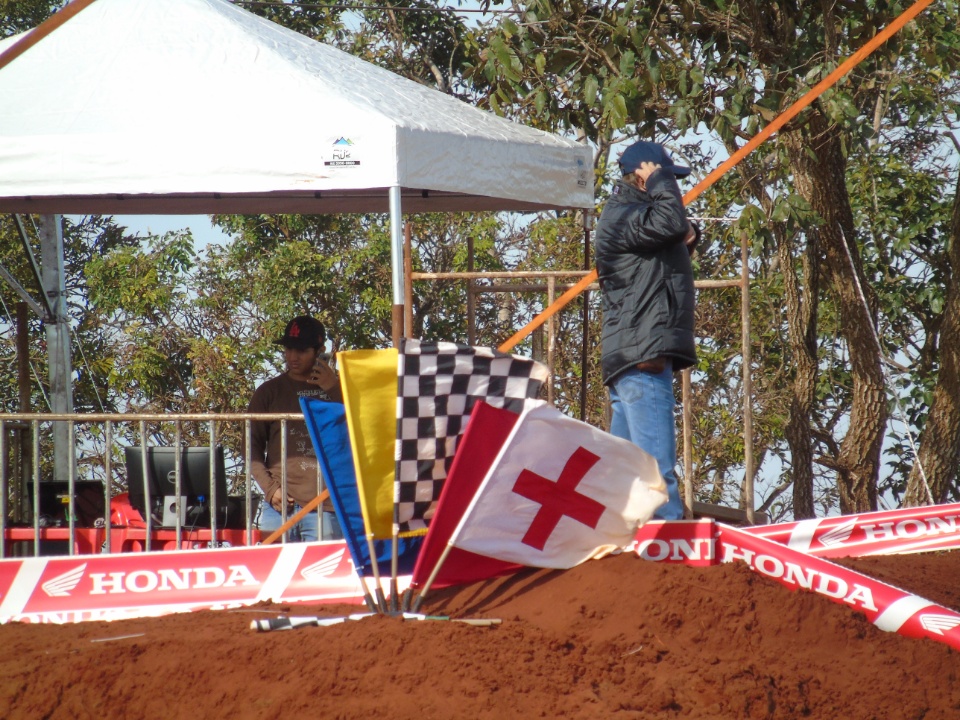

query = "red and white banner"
[[0, 541, 385, 624], [743, 503, 960, 557], [631, 519, 717, 567], [631, 504, 960, 564], [716, 524, 960, 651]]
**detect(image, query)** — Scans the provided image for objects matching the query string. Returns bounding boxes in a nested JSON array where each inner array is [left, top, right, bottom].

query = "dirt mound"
[[2, 552, 959, 719]]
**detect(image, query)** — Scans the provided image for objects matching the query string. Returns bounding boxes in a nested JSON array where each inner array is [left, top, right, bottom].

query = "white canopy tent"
[[0, 0, 594, 216], [0, 0, 594, 337]]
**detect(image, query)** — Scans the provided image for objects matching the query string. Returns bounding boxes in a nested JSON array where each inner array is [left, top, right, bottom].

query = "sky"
[[112, 215, 233, 251]]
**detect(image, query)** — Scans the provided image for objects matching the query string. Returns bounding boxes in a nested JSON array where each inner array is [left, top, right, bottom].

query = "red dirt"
[[1, 552, 959, 719]]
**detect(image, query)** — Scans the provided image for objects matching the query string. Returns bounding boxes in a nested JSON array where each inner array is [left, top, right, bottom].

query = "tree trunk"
[[904, 170, 960, 505], [779, 227, 819, 518], [732, 148, 821, 519], [782, 115, 887, 513]]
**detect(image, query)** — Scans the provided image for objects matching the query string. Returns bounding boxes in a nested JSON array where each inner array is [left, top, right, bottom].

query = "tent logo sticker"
[[325, 137, 360, 167], [577, 156, 589, 187]]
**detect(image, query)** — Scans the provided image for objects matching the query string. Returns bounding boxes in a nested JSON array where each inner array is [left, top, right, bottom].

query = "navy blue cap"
[[618, 141, 691, 177]]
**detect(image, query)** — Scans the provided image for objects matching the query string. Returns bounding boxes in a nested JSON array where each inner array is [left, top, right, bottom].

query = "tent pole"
[[403, 223, 414, 339], [579, 212, 593, 421], [389, 186, 404, 347], [15, 303, 30, 524], [388, 185, 403, 611], [467, 235, 476, 345]]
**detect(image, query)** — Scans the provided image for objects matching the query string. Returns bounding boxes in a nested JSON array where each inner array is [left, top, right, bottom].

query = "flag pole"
[[389, 526, 400, 613], [410, 540, 457, 614], [358, 576, 379, 613], [497, 0, 935, 355], [261, 487, 379, 611], [363, 533, 389, 613]]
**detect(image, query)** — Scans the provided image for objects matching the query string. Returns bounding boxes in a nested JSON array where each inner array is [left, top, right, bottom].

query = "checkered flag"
[[395, 339, 549, 533]]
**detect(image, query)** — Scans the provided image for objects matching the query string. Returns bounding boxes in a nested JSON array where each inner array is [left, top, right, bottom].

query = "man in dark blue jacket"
[[594, 141, 700, 520]]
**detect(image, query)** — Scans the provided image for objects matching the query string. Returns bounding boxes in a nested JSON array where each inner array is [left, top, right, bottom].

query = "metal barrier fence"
[[0, 412, 316, 557]]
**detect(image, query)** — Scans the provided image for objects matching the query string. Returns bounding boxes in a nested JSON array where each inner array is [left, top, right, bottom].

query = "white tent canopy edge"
[[0, 0, 594, 216]]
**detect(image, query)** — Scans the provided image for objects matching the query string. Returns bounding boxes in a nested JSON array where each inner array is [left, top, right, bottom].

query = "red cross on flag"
[[448, 403, 668, 569]]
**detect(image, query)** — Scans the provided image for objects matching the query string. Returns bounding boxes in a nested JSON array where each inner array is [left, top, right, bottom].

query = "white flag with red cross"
[[448, 403, 668, 569]]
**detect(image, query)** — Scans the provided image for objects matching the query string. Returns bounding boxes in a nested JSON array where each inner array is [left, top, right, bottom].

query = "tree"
[[671, 0, 960, 514], [903, 156, 960, 505]]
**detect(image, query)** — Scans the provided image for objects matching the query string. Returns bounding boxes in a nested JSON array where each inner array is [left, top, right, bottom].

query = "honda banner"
[[717, 524, 960, 651], [0, 541, 372, 624], [742, 503, 960, 557]]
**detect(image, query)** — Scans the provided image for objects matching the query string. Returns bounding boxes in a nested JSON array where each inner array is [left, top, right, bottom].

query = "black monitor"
[[124, 446, 228, 528], [26, 480, 106, 528]]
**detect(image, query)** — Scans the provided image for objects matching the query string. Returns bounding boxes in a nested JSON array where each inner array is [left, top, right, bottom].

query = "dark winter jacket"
[[594, 170, 698, 385]]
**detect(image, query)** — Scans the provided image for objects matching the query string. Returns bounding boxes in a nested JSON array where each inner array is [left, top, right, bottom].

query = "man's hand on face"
[[308, 357, 338, 392], [684, 222, 704, 256], [635, 161, 661, 190]]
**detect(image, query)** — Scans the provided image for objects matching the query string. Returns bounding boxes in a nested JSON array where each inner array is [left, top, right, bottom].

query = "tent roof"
[[0, 0, 594, 215]]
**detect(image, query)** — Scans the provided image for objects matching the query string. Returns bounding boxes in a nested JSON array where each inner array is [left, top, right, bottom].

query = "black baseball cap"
[[618, 141, 691, 177], [274, 315, 325, 350]]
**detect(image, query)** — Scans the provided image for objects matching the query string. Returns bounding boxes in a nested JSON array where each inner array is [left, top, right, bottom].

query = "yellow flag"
[[338, 348, 397, 540]]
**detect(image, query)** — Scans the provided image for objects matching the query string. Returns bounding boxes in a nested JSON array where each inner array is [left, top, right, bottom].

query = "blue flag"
[[300, 397, 421, 576]]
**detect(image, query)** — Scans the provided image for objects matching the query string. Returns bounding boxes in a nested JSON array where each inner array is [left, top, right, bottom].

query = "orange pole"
[[261, 489, 330, 545], [497, 271, 596, 355], [498, 0, 935, 354]]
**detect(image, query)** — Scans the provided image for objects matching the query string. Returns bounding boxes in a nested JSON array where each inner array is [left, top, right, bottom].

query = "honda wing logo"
[[42, 564, 87, 597], [818, 518, 858, 546], [300, 549, 346, 581], [920, 614, 960, 636]]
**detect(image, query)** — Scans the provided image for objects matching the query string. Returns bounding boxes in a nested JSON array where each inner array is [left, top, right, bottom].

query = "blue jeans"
[[609, 362, 684, 520], [257, 502, 343, 542]]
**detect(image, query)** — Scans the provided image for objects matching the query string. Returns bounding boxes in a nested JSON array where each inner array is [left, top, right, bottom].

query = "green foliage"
[[0, 0, 62, 36], [84, 231, 199, 408], [346, 0, 473, 94]]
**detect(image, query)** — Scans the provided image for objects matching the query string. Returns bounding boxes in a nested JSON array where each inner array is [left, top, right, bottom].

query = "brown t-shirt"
[[246, 373, 338, 510]]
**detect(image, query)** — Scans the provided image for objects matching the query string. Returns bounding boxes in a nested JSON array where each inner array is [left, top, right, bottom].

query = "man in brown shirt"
[[248, 315, 343, 541]]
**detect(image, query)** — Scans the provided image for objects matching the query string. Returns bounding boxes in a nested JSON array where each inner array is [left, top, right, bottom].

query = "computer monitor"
[[124, 446, 228, 528]]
